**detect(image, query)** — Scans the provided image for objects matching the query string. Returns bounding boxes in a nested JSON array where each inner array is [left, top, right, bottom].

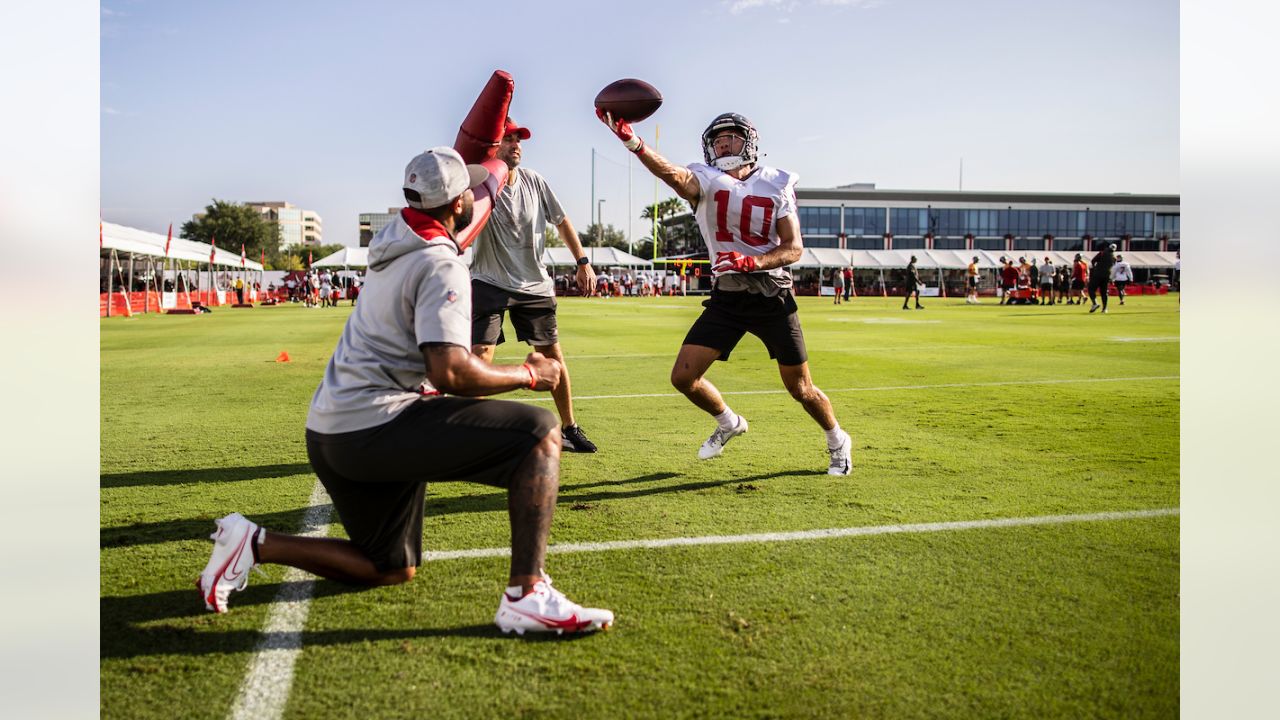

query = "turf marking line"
[[1110, 336, 1180, 343], [227, 482, 333, 720], [424, 508, 1179, 561], [519, 375, 1179, 403]]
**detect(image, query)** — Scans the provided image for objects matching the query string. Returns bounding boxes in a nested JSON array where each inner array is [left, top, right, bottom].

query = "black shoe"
[[562, 424, 598, 453], [915, 305, 924, 310]]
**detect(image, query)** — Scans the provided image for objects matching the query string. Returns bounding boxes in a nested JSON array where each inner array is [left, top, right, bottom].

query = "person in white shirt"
[[1111, 254, 1134, 305], [598, 109, 852, 475], [1038, 258, 1055, 305]]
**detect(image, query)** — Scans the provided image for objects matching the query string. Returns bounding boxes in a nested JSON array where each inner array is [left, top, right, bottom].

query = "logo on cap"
[[446, 290, 457, 303], [409, 173, 417, 183]]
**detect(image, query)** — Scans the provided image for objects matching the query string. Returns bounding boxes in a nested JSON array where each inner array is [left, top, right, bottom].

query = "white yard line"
[[423, 508, 1179, 561], [231, 501, 1177, 719], [518, 375, 1180, 402], [1110, 336, 1180, 342], [227, 483, 333, 720]]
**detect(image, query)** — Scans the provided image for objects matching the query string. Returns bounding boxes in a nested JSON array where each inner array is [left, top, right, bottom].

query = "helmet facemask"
[[702, 113, 759, 172]]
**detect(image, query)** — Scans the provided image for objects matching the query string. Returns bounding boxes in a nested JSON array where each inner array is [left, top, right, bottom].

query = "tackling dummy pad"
[[454, 70, 514, 252]]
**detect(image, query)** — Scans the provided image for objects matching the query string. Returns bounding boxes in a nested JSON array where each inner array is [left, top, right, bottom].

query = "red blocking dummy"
[[453, 70, 513, 251]]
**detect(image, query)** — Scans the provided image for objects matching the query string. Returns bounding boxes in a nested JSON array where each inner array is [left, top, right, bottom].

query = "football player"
[[597, 110, 852, 475]]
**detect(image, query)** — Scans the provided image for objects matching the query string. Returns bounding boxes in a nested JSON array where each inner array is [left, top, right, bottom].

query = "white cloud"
[[102, 106, 120, 115]]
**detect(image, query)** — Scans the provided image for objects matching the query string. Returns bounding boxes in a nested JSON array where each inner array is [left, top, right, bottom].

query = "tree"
[[543, 226, 564, 248], [181, 199, 281, 263], [640, 197, 687, 224], [640, 197, 693, 257], [577, 223, 627, 250]]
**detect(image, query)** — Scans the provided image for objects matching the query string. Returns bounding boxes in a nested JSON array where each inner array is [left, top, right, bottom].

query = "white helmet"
[[701, 113, 759, 172]]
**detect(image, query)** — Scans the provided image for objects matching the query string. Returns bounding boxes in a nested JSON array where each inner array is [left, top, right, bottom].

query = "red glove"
[[596, 108, 645, 153], [713, 251, 757, 274]]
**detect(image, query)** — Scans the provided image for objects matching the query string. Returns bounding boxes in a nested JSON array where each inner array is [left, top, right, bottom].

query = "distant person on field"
[[831, 267, 843, 305], [842, 265, 853, 301], [1088, 243, 1117, 313], [1071, 254, 1088, 305], [999, 258, 1018, 305], [1111, 254, 1133, 305], [234, 276, 245, 304], [196, 147, 613, 634], [965, 256, 980, 304], [1038, 257, 1055, 305], [902, 255, 923, 310]]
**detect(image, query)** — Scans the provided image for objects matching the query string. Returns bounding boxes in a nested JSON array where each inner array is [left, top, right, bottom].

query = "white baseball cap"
[[403, 146, 488, 210]]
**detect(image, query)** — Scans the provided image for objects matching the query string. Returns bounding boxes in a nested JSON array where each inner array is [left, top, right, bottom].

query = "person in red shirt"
[[999, 258, 1019, 305], [1071, 254, 1089, 305]]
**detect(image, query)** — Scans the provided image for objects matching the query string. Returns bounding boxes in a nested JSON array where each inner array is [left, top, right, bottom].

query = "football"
[[594, 78, 663, 123]]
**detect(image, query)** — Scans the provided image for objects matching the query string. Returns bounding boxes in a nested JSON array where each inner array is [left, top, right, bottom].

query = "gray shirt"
[[469, 167, 565, 297], [306, 212, 472, 434]]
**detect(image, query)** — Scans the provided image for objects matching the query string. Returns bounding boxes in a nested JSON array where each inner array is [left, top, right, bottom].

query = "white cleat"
[[828, 431, 853, 476], [698, 416, 749, 460], [196, 512, 261, 613], [495, 575, 613, 635]]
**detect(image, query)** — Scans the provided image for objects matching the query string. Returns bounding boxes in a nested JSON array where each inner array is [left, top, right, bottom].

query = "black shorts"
[[1071, 278, 1085, 291], [471, 280, 558, 347], [967, 276, 978, 289], [683, 288, 807, 365], [305, 397, 558, 572]]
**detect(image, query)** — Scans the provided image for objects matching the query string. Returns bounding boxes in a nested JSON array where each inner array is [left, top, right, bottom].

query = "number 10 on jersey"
[[713, 190, 775, 247]]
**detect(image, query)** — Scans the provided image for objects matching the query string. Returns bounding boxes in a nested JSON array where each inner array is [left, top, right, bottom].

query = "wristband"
[[521, 363, 537, 390], [623, 136, 645, 153]]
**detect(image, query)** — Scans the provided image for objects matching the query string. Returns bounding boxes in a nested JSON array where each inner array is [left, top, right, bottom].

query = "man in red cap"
[[469, 116, 600, 453]]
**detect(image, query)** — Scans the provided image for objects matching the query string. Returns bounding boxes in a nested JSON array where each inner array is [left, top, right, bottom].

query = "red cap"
[[503, 116, 531, 140]]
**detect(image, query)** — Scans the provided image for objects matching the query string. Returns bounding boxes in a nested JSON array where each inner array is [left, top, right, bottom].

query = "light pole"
[[597, 199, 606, 247]]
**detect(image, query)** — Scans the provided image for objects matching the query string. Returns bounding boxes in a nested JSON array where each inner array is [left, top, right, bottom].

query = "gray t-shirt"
[[306, 212, 472, 434], [469, 167, 566, 297]]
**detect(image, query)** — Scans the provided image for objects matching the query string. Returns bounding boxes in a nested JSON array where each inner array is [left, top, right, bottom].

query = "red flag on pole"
[[210, 236, 217, 264], [240, 243, 246, 268], [164, 223, 173, 258], [308, 250, 313, 268], [99, 217, 103, 249], [260, 249, 266, 267]]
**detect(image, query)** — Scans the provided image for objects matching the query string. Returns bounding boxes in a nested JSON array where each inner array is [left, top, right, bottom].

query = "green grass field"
[[101, 293, 1179, 719]]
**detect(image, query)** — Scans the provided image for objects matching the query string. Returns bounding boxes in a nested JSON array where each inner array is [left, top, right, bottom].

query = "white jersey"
[[1112, 261, 1133, 282], [689, 163, 798, 291]]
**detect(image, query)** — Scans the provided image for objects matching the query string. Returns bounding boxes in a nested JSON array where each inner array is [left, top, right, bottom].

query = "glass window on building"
[[846, 236, 881, 250], [807, 236, 838, 249], [1128, 238, 1160, 251], [934, 236, 966, 249], [1053, 238, 1084, 252], [893, 236, 926, 250], [1013, 238, 1042, 251], [975, 237, 1004, 251]]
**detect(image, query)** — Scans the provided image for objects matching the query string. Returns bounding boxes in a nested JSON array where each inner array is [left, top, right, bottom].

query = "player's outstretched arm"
[[596, 109, 700, 205], [423, 344, 561, 396]]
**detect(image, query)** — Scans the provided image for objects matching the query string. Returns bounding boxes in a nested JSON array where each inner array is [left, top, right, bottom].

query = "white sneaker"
[[698, 415, 749, 459], [196, 512, 261, 613], [828, 431, 852, 476], [495, 575, 614, 635]]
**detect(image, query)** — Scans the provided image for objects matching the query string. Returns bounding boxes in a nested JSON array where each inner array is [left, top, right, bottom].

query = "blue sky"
[[101, 0, 1178, 247]]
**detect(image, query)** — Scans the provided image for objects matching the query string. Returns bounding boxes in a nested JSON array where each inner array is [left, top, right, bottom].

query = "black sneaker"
[[562, 424, 598, 453]]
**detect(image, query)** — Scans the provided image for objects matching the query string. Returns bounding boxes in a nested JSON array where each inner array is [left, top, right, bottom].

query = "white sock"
[[713, 408, 739, 431], [825, 425, 846, 449]]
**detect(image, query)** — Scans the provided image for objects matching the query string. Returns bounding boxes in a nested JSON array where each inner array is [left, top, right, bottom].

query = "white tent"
[[785, 248, 1178, 270], [101, 221, 264, 270], [542, 246, 652, 266], [312, 246, 368, 268]]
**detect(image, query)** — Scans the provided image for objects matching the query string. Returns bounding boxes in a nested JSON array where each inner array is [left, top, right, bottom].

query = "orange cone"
[[275, 351, 291, 363]]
